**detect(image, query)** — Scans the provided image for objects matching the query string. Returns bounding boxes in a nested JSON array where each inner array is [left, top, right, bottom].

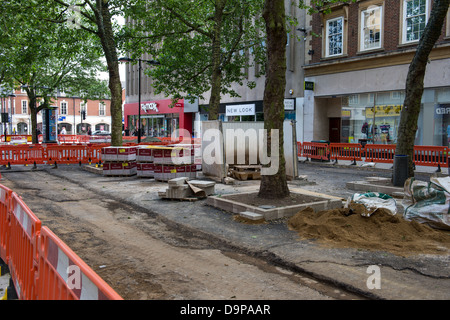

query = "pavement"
[[0, 158, 449, 300]]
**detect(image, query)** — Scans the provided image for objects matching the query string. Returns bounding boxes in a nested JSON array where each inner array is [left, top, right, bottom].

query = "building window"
[[21, 100, 28, 114], [326, 17, 344, 57], [403, 0, 428, 43], [99, 102, 105, 116], [60, 101, 68, 115], [361, 6, 382, 51]]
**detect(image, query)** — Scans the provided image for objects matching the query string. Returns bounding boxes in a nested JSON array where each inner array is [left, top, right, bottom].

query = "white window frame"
[[21, 100, 28, 114], [99, 102, 105, 116], [325, 17, 344, 57], [402, 0, 429, 44], [60, 101, 68, 115], [360, 6, 383, 51]]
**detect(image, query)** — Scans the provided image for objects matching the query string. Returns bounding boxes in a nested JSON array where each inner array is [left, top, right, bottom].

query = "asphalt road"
[[0, 161, 448, 303]]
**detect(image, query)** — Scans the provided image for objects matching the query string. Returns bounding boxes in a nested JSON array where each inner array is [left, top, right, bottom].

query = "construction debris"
[[229, 165, 261, 180], [159, 177, 215, 201]]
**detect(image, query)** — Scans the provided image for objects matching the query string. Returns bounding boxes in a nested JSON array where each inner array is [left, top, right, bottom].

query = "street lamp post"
[[118, 57, 160, 143]]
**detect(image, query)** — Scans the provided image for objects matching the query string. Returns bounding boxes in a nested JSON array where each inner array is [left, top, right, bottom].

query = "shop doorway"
[[329, 117, 341, 143]]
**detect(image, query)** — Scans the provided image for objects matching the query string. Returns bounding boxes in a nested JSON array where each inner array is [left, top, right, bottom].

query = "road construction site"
[[0, 158, 448, 301]]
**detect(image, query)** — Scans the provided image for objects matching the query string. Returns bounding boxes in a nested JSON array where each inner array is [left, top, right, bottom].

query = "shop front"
[[124, 99, 193, 138], [313, 87, 450, 147]]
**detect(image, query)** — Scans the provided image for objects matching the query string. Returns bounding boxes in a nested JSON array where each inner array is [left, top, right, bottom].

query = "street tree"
[[257, 0, 290, 199], [394, 0, 450, 178], [41, 0, 127, 146], [123, 0, 266, 120], [0, 1, 108, 143]]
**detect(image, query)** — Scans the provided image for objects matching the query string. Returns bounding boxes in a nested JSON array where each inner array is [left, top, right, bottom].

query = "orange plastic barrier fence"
[[364, 144, 396, 163], [0, 183, 122, 300], [8, 193, 42, 300], [413, 146, 448, 167], [45, 145, 90, 164], [297, 142, 302, 157], [36, 227, 122, 300], [301, 142, 330, 161], [0, 145, 46, 166], [0, 185, 12, 262], [329, 143, 363, 162]]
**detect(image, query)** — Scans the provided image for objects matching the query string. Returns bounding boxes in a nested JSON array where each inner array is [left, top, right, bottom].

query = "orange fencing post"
[[0, 185, 13, 263], [8, 193, 42, 300], [36, 227, 123, 300], [364, 144, 396, 163]]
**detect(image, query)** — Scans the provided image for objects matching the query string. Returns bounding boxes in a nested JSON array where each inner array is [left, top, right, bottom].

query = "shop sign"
[[141, 102, 158, 113], [435, 104, 450, 115], [304, 81, 314, 91], [341, 109, 351, 117], [225, 104, 255, 116], [284, 99, 295, 110], [365, 105, 402, 118]]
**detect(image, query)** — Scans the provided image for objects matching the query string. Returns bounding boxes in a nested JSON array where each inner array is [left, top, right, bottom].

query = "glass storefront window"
[[341, 88, 450, 147], [341, 91, 404, 144], [127, 113, 179, 137], [432, 88, 450, 147]]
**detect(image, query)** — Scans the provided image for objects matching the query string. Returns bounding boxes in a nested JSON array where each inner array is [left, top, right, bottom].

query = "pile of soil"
[[225, 192, 323, 208], [288, 203, 450, 256]]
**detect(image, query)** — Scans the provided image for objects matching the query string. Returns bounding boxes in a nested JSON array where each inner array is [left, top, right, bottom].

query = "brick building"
[[0, 87, 125, 135], [303, 0, 450, 146]]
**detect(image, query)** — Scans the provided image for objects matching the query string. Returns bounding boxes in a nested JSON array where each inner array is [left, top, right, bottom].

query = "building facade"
[[0, 88, 122, 136], [123, 0, 309, 140], [304, 0, 450, 146]]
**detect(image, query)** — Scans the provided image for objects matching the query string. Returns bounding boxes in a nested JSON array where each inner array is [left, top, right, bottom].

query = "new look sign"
[[226, 104, 255, 116]]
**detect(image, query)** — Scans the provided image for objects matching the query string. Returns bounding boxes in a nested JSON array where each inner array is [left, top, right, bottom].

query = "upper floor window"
[[60, 101, 68, 115], [99, 102, 105, 116], [326, 17, 344, 57], [361, 6, 382, 51], [403, 0, 429, 43], [21, 100, 28, 114]]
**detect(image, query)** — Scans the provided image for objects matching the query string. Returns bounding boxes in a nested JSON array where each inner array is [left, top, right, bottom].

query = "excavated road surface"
[[0, 168, 363, 301]]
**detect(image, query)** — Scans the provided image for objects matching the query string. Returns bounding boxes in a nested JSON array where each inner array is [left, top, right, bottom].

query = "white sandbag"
[[402, 177, 450, 230], [347, 192, 397, 216]]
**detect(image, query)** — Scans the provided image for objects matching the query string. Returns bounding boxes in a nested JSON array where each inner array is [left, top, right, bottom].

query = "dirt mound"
[[288, 204, 450, 256]]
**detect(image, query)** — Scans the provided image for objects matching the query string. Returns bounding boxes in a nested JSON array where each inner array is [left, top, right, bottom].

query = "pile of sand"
[[288, 203, 450, 256]]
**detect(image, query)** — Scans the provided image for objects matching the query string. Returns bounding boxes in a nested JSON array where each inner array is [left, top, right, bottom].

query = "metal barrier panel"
[[413, 146, 448, 167], [37, 227, 122, 300], [364, 144, 396, 163], [8, 193, 41, 300], [329, 143, 363, 161], [0, 185, 12, 263]]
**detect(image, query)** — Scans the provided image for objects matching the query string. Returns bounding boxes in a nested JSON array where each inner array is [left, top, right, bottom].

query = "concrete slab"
[[239, 211, 264, 221], [207, 191, 343, 220], [346, 180, 404, 195]]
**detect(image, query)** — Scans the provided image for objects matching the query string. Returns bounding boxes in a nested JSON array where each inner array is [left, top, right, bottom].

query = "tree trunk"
[[395, 0, 450, 177], [29, 94, 38, 144], [97, 2, 123, 147], [258, 0, 289, 199], [208, 0, 225, 120]]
